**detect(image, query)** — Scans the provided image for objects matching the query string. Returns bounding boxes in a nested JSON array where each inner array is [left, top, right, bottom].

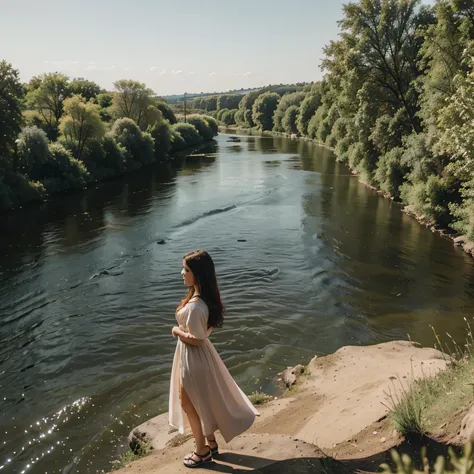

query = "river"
[[1, 133, 474, 473]]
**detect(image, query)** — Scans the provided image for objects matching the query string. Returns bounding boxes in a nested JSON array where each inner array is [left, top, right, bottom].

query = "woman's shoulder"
[[187, 298, 209, 314]]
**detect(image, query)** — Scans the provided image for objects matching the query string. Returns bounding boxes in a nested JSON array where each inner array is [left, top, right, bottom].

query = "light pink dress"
[[169, 298, 259, 442]]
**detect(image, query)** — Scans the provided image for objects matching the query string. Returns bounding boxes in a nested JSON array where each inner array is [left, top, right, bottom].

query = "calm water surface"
[[1, 133, 474, 473]]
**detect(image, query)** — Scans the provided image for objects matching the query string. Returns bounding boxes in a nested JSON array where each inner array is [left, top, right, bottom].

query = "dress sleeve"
[[186, 303, 209, 340]]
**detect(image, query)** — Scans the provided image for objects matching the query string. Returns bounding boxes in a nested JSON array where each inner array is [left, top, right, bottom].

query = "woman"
[[169, 250, 259, 468]]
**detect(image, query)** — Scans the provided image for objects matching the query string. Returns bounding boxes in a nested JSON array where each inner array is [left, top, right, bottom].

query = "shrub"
[[102, 136, 128, 175], [203, 115, 218, 136], [149, 119, 172, 159], [0, 172, 45, 211], [38, 143, 89, 193], [16, 126, 49, 176], [172, 123, 203, 147], [450, 180, 474, 241], [170, 128, 187, 152], [79, 137, 127, 180], [375, 147, 407, 199], [110, 118, 155, 167], [248, 392, 273, 406], [185, 115, 217, 141], [400, 175, 456, 226]]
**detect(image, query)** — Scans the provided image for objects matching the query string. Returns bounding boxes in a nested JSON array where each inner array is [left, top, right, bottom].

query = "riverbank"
[[0, 136, 217, 215], [110, 340, 472, 474], [221, 125, 474, 261]]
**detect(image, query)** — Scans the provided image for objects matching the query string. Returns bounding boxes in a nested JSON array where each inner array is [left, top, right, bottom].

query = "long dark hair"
[[177, 250, 225, 329]]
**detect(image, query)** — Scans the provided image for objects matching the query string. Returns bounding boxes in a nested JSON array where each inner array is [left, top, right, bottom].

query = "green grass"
[[388, 323, 474, 437], [248, 391, 273, 406], [111, 442, 152, 471], [381, 443, 474, 474]]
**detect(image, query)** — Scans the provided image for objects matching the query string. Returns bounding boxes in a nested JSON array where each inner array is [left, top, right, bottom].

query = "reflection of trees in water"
[[0, 142, 224, 267], [0, 162, 178, 269], [0, 208, 47, 274], [299, 145, 474, 345], [247, 137, 257, 152], [177, 141, 218, 176]]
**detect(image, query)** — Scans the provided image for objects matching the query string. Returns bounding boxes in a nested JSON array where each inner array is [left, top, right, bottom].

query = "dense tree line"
[[191, 85, 304, 126], [0, 65, 217, 212], [228, 0, 474, 248]]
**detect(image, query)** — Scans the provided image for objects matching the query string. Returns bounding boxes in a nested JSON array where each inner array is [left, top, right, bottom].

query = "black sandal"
[[207, 437, 219, 456], [183, 449, 212, 468]]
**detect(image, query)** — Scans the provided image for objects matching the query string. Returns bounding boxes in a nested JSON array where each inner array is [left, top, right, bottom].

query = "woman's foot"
[[207, 436, 219, 456], [183, 448, 212, 468]]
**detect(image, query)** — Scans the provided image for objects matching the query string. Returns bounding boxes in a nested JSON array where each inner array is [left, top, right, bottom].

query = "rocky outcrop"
[[279, 364, 305, 388]]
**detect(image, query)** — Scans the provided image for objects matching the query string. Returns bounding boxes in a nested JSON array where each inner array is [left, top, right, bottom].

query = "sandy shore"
[[109, 341, 450, 473]]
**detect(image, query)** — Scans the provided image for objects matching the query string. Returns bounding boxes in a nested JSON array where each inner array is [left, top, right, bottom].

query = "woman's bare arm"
[[172, 326, 205, 346]]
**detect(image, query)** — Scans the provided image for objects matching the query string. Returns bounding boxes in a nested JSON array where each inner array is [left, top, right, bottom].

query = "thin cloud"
[[44, 60, 80, 67], [88, 61, 96, 65], [150, 66, 157, 72], [209, 72, 217, 76], [84, 63, 116, 71], [160, 68, 167, 75], [172, 69, 183, 75], [188, 71, 195, 76], [243, 71, 252, 76]]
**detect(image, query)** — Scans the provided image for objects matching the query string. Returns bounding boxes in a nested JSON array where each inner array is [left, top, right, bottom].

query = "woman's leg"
[[180, 386, 208, 455], [206, 432, 217, 449]]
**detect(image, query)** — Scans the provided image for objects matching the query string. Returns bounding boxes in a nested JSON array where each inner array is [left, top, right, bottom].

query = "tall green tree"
[[26, 73, 71, 138], [282, 105, 300, 135], [26, 73, 71, 128], [95, 92, 114, 121], [59, 95, 105, 159], [297, 90, 322, 136], [337, 0, 432, 133], [320, 0, 434, 183], [110, 79, 158, 129], [0, 60, 24, 159], [272, 92, 306, 132], [238, 90, 262, 127], [252, 92, 280, 131], [69, 78, 102, 102], [155, 100, 177, 124], [217, 94, 241, 111]]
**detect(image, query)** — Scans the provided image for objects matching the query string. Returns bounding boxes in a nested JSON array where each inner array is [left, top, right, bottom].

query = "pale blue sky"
[[1, 0, 434, 95]]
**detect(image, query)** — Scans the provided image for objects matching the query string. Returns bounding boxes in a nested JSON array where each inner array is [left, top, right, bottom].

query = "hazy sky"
[[1, 0, 435, 96]]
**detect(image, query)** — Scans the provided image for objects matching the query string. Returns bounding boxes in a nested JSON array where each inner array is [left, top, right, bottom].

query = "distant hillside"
[[162, 83, 310, 104], [163, 88, 257, 104]]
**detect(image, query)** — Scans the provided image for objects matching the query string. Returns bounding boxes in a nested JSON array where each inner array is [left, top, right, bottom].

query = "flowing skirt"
[[169, 339, 258, 443]]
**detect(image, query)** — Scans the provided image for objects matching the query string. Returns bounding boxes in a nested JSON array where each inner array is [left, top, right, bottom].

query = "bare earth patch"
[[111, 341, 449, 474]]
